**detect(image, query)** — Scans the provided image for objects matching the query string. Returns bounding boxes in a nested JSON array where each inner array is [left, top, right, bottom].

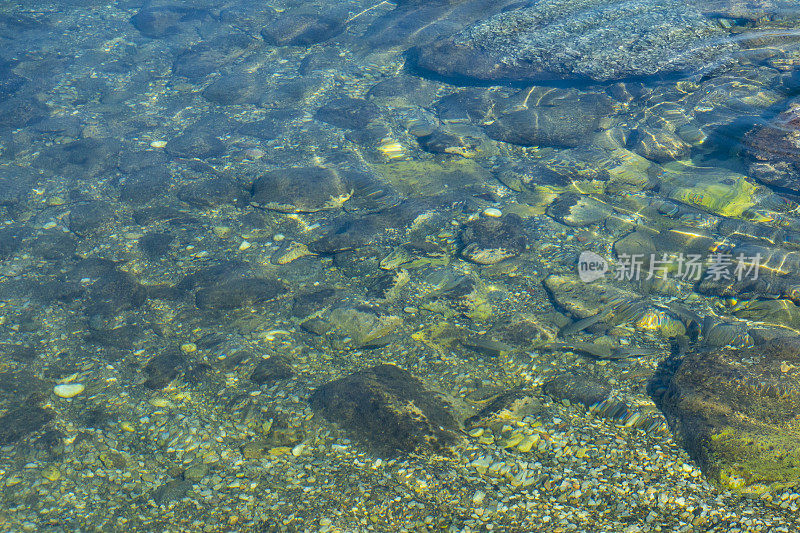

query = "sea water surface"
[[2, 0, 800, 531]]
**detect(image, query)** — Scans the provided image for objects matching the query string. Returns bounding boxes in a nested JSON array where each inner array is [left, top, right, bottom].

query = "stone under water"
[[410, 0, 736, 82], [652, 337, 800, 493], [309, 364, 460, 455]]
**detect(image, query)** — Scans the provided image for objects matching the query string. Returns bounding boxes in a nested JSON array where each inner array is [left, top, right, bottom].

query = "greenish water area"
[[4, 0, 800, 531]]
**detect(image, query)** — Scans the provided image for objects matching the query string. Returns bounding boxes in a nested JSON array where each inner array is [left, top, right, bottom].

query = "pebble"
[[180, 343, 197, 354], [483, 208, 503, 218], [53, 383, 85, 398], [41, 465, 61, 482], [150, 140, 167, 148], [213, 226, 231, 239]]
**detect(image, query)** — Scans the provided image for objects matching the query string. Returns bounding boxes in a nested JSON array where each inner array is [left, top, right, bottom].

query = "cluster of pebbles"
[[2, 0, 800, 531]]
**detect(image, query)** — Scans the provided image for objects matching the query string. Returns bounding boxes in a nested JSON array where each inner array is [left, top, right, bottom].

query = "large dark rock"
[[314, 98, 380, 130], [250, 356, 294, 384], [410, 0, 734, 83], [172, 33, 258, 79], [176, 176, 249, 208], [543, 373, 612, 407], [195, 278, 287, 309], [459, 213, 526, 265], [260, 12, 344, 46], [33, 138, 120, 178], [143, 349, 186, 390], [251, 166, 353, 213], [65, 258, 148, 320], [743, 100, 800, 190], [165, 131, 225, 159], [130, 6, 212, 38], [309, 364, 460, 454], [362, 0, 517, 50], [68, 201, 116, 236], [651, 337, 800, 493], [0, 97, 47, 128], [202, 72, 264, 105], [0, 225, 31, 259], [0, 400, 53, 445], [236, 109, 303, 139], [485, 92, 613, 148], [119, 165, 170, 204], [696, 0, 800, 24], [139, 232, 175, 259]]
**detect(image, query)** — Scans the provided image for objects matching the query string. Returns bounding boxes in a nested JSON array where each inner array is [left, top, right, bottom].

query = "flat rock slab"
[[652, 337, 800, 493], [309, 364, 460, 455], [410, 0, 735, 82]]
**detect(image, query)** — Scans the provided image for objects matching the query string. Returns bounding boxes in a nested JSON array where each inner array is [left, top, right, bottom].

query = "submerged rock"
[[410, 0, 734, 82], [202, 72, 264, 105], [251, 167, 353, 213], [177, 176, 249, 208], [652, 337, 800, 493], [195, 278, 287, 309], [543, 373, 612, 407], [546, 194, 614, 227], [631, 126, 691, 163], [328, 306, 402, 347], [459, 214, 527, 265], [165, 131, 225, 159], [697, 0, 800, 24], [173, 33, 258, 79], [250, 356, 294, 384], [485, 91, 613, 148], [131, 6, 212, 38], [143, 349, 186, 390], [314, 97, 380, 130], [309, 364, 460, 454], [743, 100, 800, 190], [0, 399, 53, 445], [261, 12, 344, 46]]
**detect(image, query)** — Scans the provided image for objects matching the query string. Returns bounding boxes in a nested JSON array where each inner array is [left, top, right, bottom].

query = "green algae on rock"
[[652, 337, 800, 493]]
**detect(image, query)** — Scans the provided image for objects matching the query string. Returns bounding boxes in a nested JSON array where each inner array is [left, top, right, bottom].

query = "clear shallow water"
[[2, 0, 800, 531]]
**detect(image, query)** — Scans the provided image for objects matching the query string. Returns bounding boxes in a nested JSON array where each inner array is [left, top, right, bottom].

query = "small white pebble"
[[53, 383, 85, 398], [150, 140, 167, 148], [483, 208, 502, 218], [243, 148, 265, 160], [238, 240, 252, 251]]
